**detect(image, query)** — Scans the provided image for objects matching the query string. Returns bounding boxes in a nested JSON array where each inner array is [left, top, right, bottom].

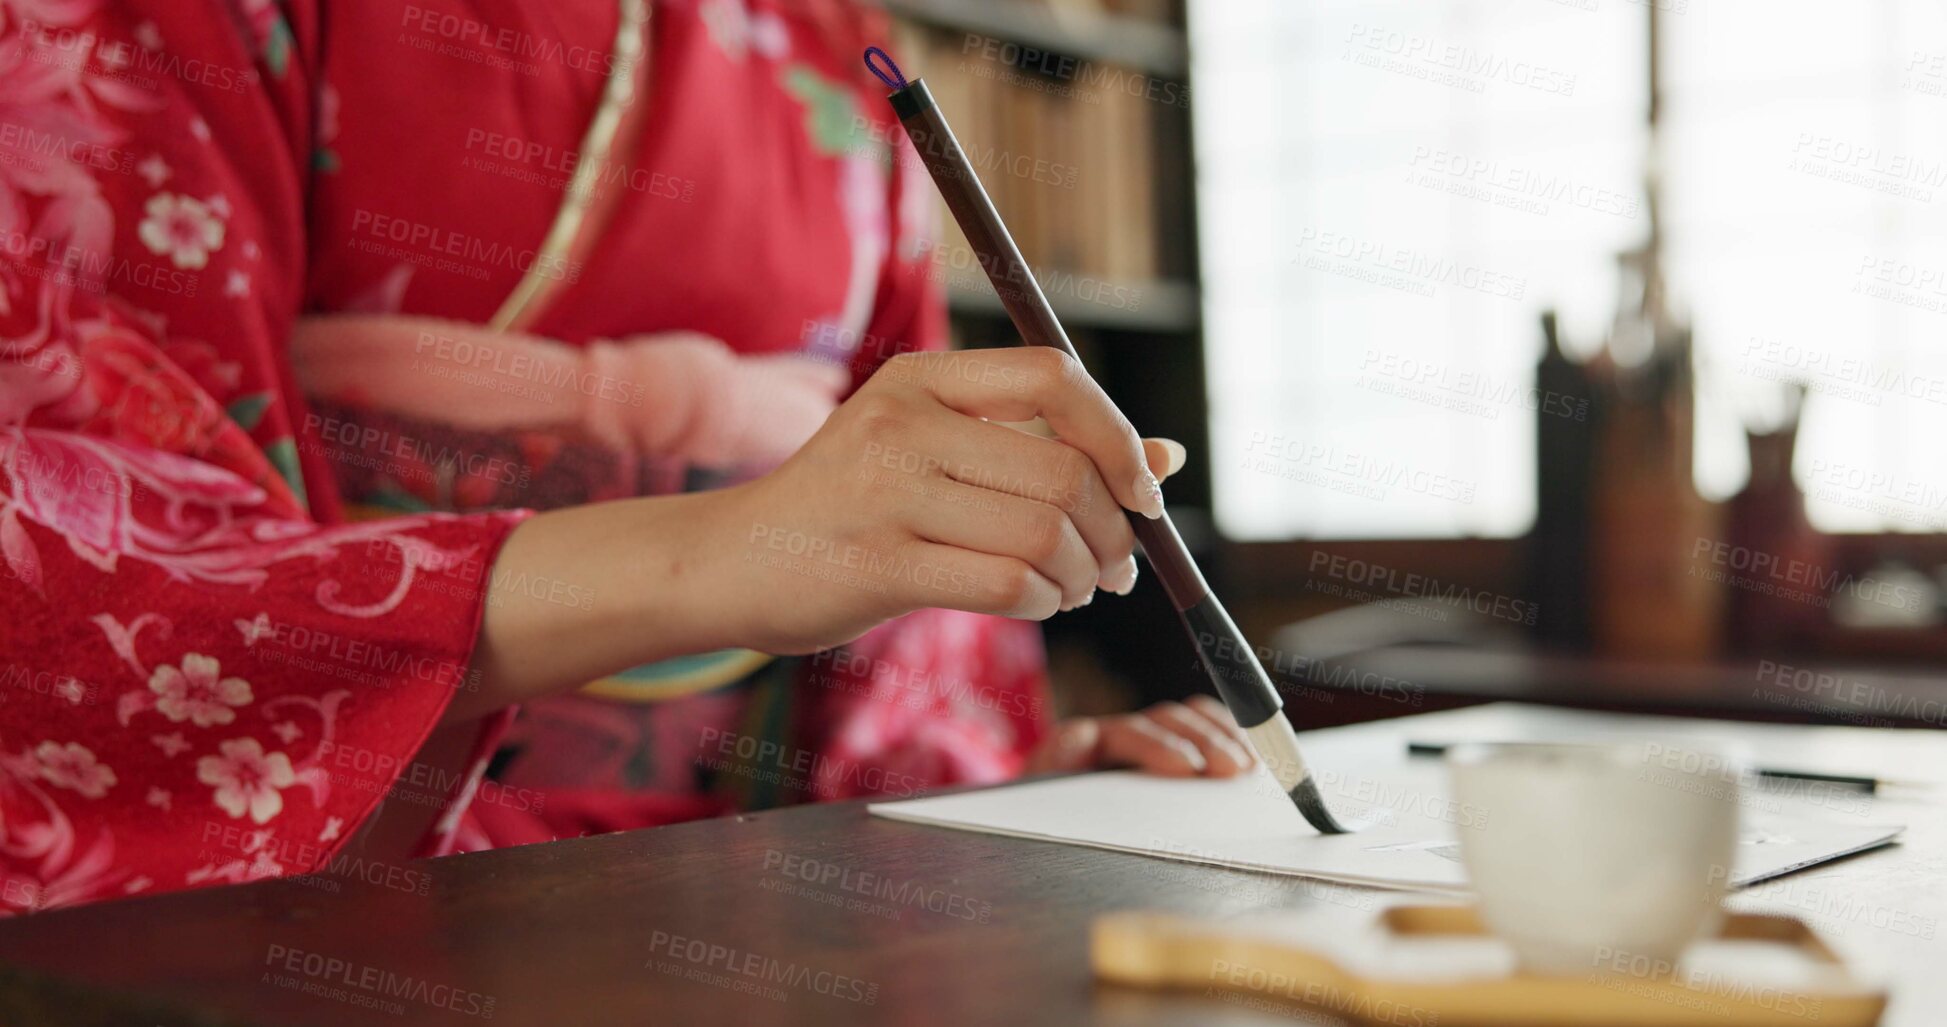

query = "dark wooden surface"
[[1291, 643, 1947, 730], [0, 704, 1941, 1027]]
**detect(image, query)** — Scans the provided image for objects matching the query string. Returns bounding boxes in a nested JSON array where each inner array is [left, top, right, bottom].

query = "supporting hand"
[[1027, 696, 1257, 778]]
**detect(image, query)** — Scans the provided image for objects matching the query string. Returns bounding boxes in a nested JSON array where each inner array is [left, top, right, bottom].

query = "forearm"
[[453, 487, 747, 719], [453, 346, 1182, 720]]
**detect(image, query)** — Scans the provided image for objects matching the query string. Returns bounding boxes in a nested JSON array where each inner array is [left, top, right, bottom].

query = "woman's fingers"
[[1096, 714, 1208, 776], [1183, 693, 1246, 752], [898, 477, 1101, 610], [1150, 698, 1255, 776], [731, 348, 1174, 654], [914, 415, 1139, 595], [1020, 699, 1255, 778], [1093, 699, 1259, 778], [889, 349, 1162, 520], [1103, 701, 1256, 778], [1144, 437, 1188, 481], [896, 541, 1063, 620]]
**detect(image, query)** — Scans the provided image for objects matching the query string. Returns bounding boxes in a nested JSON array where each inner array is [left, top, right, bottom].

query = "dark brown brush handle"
[[876, 73, 1352, 834], [888, 80, 1209, 613]]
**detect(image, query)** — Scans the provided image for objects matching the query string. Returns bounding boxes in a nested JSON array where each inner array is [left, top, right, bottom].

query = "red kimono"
[[0, 0, 1051, 915]]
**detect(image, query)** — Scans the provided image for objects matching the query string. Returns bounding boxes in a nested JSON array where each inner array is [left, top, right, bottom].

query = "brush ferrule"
[[1244, 716, 1312, 792]]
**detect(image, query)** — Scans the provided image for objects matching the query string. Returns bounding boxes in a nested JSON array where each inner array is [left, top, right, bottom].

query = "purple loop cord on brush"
[[863, 46, 907, 91]]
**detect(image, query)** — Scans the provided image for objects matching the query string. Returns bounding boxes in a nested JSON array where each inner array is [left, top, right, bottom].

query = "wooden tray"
[[1092, 904, 1887, 1026]]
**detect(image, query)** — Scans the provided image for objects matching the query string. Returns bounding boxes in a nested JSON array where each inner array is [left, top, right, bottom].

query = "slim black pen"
[[1407, 741, 1902, 793]]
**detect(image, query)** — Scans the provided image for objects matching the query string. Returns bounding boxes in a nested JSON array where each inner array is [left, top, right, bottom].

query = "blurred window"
[[1191, 0, 1648, 540]]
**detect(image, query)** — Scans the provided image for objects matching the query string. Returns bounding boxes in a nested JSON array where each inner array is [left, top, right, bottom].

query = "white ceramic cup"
[[1447, 741, 1741, 976]]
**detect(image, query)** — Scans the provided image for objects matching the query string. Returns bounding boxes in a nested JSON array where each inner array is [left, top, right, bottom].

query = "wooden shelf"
[[880, 0, 1188, 78], [945, 276, 1198, 333]]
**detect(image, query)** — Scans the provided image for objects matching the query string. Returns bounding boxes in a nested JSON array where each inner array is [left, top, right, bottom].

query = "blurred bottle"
[[1530, 310, 1599, 651]]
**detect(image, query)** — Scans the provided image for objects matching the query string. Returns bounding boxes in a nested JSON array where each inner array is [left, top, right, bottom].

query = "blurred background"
[[882, 0, 1947, 731]]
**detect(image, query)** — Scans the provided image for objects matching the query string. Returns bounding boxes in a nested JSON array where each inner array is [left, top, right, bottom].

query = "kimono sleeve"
[[0, 0, 526, 913]]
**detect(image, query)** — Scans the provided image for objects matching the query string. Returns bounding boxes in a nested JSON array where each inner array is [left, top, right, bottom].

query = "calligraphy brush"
[[862, 48, 1354, 834]]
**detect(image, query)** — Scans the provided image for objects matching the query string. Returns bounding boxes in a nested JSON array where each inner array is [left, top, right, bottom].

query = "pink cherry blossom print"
[[33, 741, 117, 799], [196, 738, 295, 824], [137, 193, 225, 269], [147, 653, 253, 727]]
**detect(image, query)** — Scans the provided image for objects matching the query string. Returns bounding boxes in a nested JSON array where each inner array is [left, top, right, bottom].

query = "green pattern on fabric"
[[781, 66, 873, 159], [360, 482, 434, 513], [263, 437, 308, 508], [264, 17, 293, 77], [225, 391, 272, 432]]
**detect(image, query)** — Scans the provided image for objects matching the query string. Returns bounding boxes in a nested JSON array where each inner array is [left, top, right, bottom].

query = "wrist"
[[622, 483, 759, 657], [463, 488, 755, 714]]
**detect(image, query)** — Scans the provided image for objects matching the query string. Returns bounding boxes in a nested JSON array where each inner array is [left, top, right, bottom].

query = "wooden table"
[[0, 703, 1940, 1026], [1288, 643, 1947, 730]]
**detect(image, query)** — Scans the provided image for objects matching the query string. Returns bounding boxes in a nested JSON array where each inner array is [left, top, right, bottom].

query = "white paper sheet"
[[868, 770, 1903, 893]]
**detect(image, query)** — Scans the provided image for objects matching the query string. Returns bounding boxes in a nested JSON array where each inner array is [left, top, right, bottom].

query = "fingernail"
[[1135, 469, 1164, 519], [1105, 558, 1138, 596], [1174, 740, 1206, 771], [1154, 438, 1187, 478], [1079, 590, 1095, 607]]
